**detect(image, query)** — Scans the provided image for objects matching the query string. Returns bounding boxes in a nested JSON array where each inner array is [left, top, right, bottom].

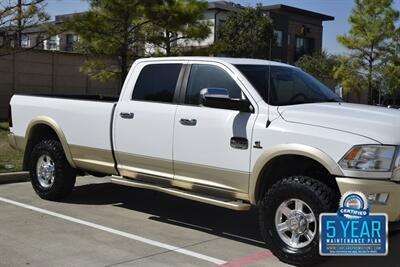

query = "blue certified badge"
[[320, 191, 388, 256]]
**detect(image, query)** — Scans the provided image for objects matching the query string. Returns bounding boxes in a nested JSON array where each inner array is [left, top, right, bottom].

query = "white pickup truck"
[[8, 57, 400, 265]]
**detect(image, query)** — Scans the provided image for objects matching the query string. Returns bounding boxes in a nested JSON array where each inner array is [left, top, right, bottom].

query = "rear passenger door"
[[173, 62, 257, 194], [114, 62, 185, 180]]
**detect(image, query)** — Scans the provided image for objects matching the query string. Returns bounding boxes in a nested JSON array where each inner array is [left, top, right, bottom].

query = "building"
[[0, 12, 81, 52], [0, 1, 334, 65], [262, 4, 334, 64]]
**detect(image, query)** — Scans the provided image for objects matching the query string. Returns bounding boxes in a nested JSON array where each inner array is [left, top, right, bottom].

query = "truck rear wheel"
[[259, 176, 336, 266], [29, 140, 76, 200]]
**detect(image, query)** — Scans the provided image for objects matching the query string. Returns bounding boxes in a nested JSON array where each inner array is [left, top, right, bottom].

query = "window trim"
[[130, 63, 186, 105]]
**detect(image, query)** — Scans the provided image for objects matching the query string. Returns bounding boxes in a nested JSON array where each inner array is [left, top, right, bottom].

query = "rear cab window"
[[132, 64, 182, 103]]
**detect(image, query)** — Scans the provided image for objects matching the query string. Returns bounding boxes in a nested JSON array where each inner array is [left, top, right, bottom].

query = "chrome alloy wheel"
[[275, 198, 317, 249], [36, 154, 55, 188]]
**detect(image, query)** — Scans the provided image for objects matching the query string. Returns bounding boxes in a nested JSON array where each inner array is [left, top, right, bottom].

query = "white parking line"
[[0, 196, 226, 265]]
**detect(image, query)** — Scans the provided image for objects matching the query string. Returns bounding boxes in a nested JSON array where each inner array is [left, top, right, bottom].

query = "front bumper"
[[336, 177, 400, 222]]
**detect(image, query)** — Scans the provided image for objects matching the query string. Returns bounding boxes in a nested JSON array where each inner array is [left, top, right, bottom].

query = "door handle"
[[120, 112, 134, 119], [179, 118, 197, 126], [230, 137, 248, 150]]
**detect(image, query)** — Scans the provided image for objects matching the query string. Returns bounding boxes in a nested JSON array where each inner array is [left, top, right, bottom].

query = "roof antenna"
[[266, 38, 272, 128]]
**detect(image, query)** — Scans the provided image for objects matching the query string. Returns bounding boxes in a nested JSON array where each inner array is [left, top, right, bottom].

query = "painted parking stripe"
[[0, 196, 226, 265], [218, 250, 273, 267]]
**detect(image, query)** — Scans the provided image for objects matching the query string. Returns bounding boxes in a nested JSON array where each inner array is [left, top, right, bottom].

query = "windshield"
[[235, 65, 341, 106]]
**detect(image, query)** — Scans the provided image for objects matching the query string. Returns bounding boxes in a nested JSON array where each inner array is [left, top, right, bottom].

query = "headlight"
[[339, 145, 396, 172]]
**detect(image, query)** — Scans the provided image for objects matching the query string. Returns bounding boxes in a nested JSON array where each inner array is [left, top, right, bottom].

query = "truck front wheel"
[[259, 176, 336, 266], [30, 140, 76, 200]]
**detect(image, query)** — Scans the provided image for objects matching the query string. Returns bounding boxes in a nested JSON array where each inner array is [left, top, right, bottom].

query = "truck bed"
[[10, 94, 118, 174]]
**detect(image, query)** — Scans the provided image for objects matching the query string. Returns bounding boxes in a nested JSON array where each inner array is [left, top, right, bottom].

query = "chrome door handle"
[[179, 118, 197, 126], [120, 112, 134, 119]]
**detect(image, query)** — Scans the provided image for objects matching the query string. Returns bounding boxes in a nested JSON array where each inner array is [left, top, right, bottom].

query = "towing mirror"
[[199, 88, 253, 112]]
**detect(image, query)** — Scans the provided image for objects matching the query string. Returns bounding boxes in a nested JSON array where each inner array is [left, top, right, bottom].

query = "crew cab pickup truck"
[[8, 57, 400, 265]]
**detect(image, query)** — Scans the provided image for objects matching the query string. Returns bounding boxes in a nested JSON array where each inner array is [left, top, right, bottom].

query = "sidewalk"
[[0, 172, 29, 184]]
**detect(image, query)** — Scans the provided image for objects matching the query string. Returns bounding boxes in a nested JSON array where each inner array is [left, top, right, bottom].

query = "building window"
[[273, 30, 283, 47], [21, 35, 30, 48], [44, 35, 60, 51], [66, 34, 78, 51], [295, 36, 314, 61], [288, 34, 291, 46]]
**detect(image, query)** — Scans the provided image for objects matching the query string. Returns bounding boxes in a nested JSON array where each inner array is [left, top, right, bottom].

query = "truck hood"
[[278, 102, 400, 144]]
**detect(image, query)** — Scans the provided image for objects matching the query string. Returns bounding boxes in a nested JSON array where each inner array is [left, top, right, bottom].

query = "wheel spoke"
[[305, 213, 315, 223], [291, 234, 300, 245], [281, 206, 292, 217], [295, 200, 303, 212], [305, 230, 314, 241], [277, 222, 289, 233]]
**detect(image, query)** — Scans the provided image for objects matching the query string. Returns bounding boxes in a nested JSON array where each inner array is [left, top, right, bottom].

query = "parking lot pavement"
[[0, 176, 398, 267]]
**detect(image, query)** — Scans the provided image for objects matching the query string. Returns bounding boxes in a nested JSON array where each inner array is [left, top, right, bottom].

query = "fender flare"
[[249, 143, 344, 204], [25, 116, 76, 168]]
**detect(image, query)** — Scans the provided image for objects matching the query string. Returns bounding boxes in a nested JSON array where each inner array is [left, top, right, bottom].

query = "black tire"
[[30, 140, 76, 200], [259, 176, 337, 266]]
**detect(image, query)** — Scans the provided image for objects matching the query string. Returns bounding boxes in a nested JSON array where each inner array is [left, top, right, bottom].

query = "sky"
[[45, 0, 400, 55]]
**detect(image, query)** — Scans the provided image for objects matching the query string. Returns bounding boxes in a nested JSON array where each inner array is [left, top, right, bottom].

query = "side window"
[[132, 64, 182, 103], [185, 64, 242, 105]]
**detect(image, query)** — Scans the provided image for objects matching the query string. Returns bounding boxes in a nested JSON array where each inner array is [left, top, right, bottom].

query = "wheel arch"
[[249, 144, 343, 204], [23, 116, 76, 170]]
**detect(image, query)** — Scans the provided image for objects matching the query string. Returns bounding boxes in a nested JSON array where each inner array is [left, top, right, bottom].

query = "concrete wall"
[[0, 50, 119, 120]]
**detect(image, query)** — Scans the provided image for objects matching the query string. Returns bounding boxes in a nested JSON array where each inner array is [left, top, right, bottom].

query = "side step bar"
[[111, 176, 251, 211]]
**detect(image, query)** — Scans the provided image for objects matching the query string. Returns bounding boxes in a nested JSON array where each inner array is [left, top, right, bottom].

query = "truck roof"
[[135, 56, 294, 67]]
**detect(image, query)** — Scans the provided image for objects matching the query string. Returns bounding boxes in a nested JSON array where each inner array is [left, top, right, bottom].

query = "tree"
[[66, 0, 159, 88], [380, 29, 400, 104], [337, 0, 399, 104], [145, 0, 211, 56], [0, 0, 49, 53], [381, 63, 400, 104], [295, 51, 339, 82], [334, 56, 368, 103], [217, 5, 273, 59]]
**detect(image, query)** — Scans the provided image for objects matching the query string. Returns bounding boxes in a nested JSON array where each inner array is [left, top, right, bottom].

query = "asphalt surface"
[[0, 176, 398, 267]]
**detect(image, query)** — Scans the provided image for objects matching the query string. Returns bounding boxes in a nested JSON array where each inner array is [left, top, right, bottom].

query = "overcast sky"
[[45, 0, 400, 55]]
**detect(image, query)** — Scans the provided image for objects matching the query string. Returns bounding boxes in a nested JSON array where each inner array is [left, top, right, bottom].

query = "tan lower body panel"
[[69, 145, 118, 175], [69, 147, 249, 201], [116, 151, 250, 201], [117, 152, 174, 179], [173, 161, 249, 193]]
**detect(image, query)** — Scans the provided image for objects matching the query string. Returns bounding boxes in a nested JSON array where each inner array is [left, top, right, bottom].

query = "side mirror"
[[199, 88, 253, 112]]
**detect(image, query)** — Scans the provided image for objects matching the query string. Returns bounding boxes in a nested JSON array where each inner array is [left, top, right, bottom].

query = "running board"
[[110, 177, 251, 211]]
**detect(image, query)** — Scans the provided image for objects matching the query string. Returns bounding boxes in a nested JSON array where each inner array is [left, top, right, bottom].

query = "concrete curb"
[[0, 172, 29, 184]]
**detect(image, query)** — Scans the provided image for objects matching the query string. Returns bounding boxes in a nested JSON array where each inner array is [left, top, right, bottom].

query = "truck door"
[[114, 62, 185, 180], [173, 62, 257, 194]]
